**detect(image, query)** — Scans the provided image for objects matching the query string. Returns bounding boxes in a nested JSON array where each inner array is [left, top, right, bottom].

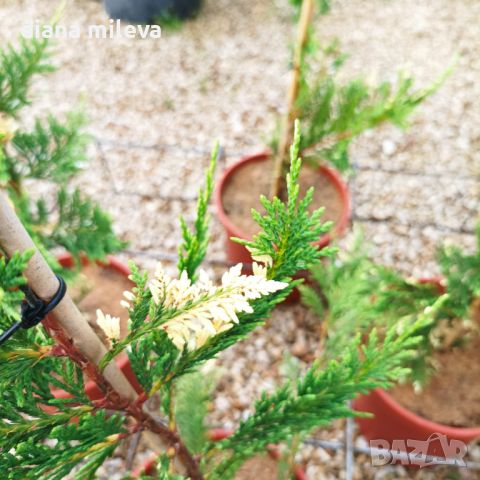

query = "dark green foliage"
[[8, 111, 89, 183], [0, 36, 129, 479], [0, 261, 124, 479], [1, 409, 124, 480], [0, 37, 53, 116], [0, 37, 125, 267], [438, 226, 480, 319], [0, 250, 33, 329], [294, 42, 449, 172], [206, 299, 443, 479], [49, 187, 127, 261], [0, 324, 121, 479], [178, 143, 218, 281], [236, 120, 335, 280]]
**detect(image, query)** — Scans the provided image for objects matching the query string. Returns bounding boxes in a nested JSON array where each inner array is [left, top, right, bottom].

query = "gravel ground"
[[1, 0, 480, 478]]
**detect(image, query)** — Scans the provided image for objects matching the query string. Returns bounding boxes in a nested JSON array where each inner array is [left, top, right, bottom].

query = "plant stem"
[[0, 191, 204, 480], [270, 0, 314, 200], [301, 130, 353, 158], [169, 383, 177, 474]]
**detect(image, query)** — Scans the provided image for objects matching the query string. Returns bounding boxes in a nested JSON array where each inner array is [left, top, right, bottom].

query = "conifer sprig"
[[438, 225, 480, 319], [0, 36, 125, 269], [8, 111, 89, 183], [206, 298, 445, 479], [178, 143, 218, 281], [236, 120, 335, 280], [0, 37, 53, 116], [0, 250, 33, 329]]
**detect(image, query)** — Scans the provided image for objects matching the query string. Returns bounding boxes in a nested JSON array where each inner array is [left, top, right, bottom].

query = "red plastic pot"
[[353, 388, 480, 465], [353, 278, 480, 466], [135, 429, 308, 479], [215, 152, 351, 266], [50, 253, 143, 402]]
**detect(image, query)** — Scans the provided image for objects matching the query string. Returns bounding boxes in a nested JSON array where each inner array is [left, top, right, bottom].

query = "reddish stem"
[[42, 316, 203, 480]]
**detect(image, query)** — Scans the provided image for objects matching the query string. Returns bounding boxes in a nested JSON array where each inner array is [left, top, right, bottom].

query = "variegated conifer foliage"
[[1, 120, 442, 480]]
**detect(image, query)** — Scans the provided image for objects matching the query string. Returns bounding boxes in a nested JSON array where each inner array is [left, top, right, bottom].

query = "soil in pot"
[[390, 333, 480, 427], [222, 161, 344, 239], [69, 263, 133, 341], [235, 455, 279, 480]]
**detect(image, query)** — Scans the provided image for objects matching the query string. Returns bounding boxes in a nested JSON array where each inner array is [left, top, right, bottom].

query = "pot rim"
[[214, 151, 351, 249], [363, 388, 480, 437], [357, 275, 480, 438]]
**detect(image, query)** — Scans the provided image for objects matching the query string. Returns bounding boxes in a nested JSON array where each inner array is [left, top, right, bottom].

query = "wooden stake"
[[270, 0, 315, 199]]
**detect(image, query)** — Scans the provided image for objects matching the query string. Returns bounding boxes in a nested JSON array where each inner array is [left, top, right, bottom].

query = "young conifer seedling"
[[1, 124, 441, 479], [269, 0, 448, 198]]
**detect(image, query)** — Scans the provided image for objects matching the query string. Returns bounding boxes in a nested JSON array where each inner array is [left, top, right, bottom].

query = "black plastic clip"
[[0, 275, 67, 346]]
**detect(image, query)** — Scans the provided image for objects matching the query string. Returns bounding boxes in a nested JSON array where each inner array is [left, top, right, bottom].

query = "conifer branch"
[[0, 37, 53, 116], [177, 143, 218, 281]]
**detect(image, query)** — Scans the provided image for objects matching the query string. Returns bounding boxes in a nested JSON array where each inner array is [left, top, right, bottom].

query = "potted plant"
[[301, 230, 480, 465], [0, 124, 435, 479], [0, 36, 128, 340], [353, 231, 480, 464], [103, 0, 203, 23], [215, 0, 445, 271]]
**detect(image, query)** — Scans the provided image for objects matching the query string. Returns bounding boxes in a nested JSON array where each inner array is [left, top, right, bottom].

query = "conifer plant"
[[0, 36, 126, 290], [0, 123, 440, 479], [270, 0, 447, 197]]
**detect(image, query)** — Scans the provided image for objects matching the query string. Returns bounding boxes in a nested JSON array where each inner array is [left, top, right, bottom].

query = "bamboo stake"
[[0, 191, 202, 479], [270, 0, 315, 199]]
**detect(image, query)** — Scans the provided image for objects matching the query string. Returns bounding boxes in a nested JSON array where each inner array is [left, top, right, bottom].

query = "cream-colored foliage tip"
[[142, 262, 288, 351]]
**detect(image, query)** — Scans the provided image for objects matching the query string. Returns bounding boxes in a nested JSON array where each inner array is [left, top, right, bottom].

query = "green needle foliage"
[[0, 36, 126, 339], [0, 249, 124, 479], [0, 37, 53, 116], [272, 4, 450, 173], [178, 143, 218, 281], [8, 111, 88, 183], [206, 299, 443, 479], [302, 226, 480, 387], [236, 119, 336, 280], [438, 225, 480, 319], [0, 251, 33, 329]]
